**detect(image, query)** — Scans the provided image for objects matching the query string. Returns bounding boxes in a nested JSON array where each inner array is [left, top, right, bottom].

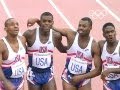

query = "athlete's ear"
[[89, 26, 92, 30], [37, 20, 41, 26], [4, 27, 7, 31], [39, 20, 41, 26], [103, 33, 105, 38], [52, 21, 54, 25], [115, 31, 117, 35]]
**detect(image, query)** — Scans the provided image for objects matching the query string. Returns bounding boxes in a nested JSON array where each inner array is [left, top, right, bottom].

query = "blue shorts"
[[27, 67, 54, 86], [61, 68, 91, 87], [0, 77, 24, 90], [104, 79, 120, 90], [1, 66, 24, 90]]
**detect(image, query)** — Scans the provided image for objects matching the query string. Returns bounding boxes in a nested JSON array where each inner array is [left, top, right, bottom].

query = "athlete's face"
[[5, 19, 19, 36], [103, 26, 116, 43], [40, 15, 54, 31], [77, 20, 92, 36]]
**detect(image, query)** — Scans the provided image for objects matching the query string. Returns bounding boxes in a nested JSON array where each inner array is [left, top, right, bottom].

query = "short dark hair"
[[4, 18, 14, 27], [102, 22, 115, 32], [40, 12, 53, 20], [81, 17, 92, 26]]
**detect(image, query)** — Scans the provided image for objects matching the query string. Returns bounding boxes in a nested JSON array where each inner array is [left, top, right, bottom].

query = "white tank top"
[[67, 33, 93, 74], [101, 41, 120, 80], [27, 27, 54, 69], [2, 37, 26, 78]]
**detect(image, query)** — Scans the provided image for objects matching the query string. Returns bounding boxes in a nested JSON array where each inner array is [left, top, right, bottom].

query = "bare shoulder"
[[92, 39, 105, 47], [91, 39, 106, 55], [92, 39, 98, 48], [98, 40, 106, 49], [23, 28, 36, 38], [52, 29, 76, 38], [18, 36, 26, 45], [91, 39, 100, 54], [0, 39, 6, 52], [66, 28, 76, 35], [53, 30, 62, 38]]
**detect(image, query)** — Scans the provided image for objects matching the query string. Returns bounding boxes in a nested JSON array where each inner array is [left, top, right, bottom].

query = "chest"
[[27, 32, 54, 47]]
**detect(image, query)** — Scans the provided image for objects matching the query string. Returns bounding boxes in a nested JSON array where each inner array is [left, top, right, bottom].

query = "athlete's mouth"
[[77, 29, 84, 33]]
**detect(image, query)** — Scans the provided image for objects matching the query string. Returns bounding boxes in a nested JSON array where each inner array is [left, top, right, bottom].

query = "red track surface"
[[0, 0, 120, 90]]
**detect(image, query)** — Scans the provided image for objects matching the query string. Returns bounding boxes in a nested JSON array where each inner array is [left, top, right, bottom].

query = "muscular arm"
[[98, 40, 120, 80], [19, 36, 27, 52], [106, 68, 120, 74], [0, 41, 7, 81], [106, 45, 120, 73], [71, 41, 102, 85], [27, 18, 74, 37], [52, 27, 75, 37], [19, 36, 26, 46], [23, 29, 34, 45], [81, 41, 102, 79], [27, 18, 40, 27], [98, 40, 105, 55], [53, 31, 67, 53], [72, 41, 102, 83], [0, 41, 15, 90]]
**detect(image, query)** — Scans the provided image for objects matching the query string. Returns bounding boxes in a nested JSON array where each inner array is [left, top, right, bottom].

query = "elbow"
[[97, 69, 102, 76], [59, 49, 67, 53], [57, 46, 67, 53], [96, 67, 102, 76], [94, 70, 101, 77]]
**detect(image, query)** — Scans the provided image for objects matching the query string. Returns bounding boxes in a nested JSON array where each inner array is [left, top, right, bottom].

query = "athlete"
[[0, 18, 27, 90], [52, 17, 102, 90], [24, 12, 66, 90], [99, 22, 120, 90]]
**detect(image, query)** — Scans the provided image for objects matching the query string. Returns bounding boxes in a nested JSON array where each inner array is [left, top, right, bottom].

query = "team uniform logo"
[[68, 57, 87, 74], [32, 52, 51, 69], [11, 55, 27, 78]]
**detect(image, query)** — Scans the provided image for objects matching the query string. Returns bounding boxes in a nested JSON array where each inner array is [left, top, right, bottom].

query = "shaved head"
[[4, 18, 15, 27]]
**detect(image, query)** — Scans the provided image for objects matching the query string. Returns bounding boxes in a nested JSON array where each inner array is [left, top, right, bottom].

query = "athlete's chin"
[[11, 33, 18, 37], [107, 39, 115, 43], [79, 33, 86, 36], [44, 28, 51, 32]]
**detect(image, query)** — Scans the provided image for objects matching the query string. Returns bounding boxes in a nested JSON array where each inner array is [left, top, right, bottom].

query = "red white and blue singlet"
[[62, 33, 93, 87], [27, 27, 55, 85], [101, 41, 120, 90], [1, 37, 26, 90]]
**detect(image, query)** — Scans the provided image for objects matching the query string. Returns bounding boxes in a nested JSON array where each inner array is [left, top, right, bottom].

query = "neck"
[[6, 35, 18, 44], [79, 34, 90, 41], [39, 28, 50, 36], [107, 40, 118, 47]]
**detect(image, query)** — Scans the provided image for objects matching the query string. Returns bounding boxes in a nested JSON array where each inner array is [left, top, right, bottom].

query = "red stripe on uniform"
[[27, 50, 39, 52], [67, 53, 76, 56]]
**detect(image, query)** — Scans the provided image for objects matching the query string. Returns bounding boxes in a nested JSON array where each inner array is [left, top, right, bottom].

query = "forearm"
[[0, 67, 7, 81], [60, 46, 67, 53], [81, 68, 101, 80], [107, 68, 120, 74], [56, 45, 67, 53], [52, 27, 68, 36], [34, 18, 40, 25]]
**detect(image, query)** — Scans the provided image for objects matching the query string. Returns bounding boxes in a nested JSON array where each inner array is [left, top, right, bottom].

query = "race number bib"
[[68, 57, 88, 74], [32, 52, 52, 69], [104, 65, 120, 80], [11, 61, 27, 78]]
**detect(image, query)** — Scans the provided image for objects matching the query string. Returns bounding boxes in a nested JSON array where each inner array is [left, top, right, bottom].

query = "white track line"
[[0, 0, 22, 35], [0, 0, 12, 18], [96, 0, 120, 22], [48, 0, 76, 31]]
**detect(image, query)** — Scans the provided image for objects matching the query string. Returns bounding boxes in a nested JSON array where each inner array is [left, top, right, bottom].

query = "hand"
[[3, 80, 16, 90], [101, 70, 110, 81], [70, 74, 84, 85], [27, 18, 39, 27]]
